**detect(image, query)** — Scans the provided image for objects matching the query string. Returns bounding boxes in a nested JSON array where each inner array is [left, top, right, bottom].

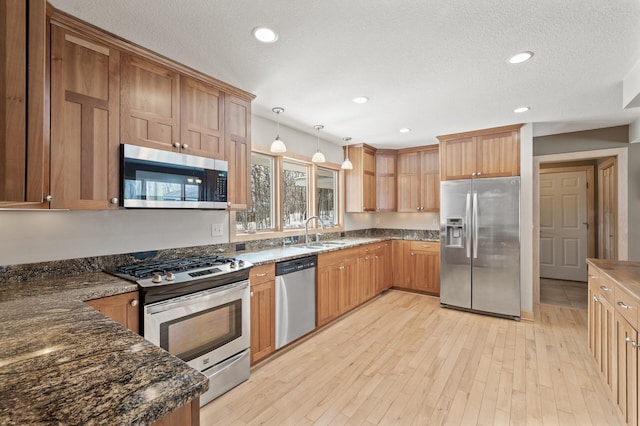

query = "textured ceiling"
[[49, 0, 640, 148]]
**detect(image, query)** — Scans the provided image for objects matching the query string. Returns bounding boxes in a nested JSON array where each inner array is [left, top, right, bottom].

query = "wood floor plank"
[[200, 291, 621, 426]]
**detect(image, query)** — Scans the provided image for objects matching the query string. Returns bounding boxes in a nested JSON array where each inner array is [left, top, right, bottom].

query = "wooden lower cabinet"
[[589, 281, 616, 395], [86, 291, 140, 334], [358, 250, 375, 304], [392, 241, 440, 296], [317, 248, 359, 327], [249, 264, 276, 364], [373, 242, 392, 294]]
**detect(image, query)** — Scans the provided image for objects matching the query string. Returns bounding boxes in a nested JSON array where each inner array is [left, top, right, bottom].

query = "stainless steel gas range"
[[107, 254, 253, 406]]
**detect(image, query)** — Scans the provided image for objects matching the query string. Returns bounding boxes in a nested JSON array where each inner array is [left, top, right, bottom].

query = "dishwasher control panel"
[[275, 255, 318, 275]]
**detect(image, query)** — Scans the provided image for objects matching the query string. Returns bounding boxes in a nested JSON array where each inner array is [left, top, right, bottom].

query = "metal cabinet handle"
[[45, 195, 53, 202], [593, 296, 600, 303], [411, 252, 415, 256], [256, 272, 268, 277], [250, 291, 254, 297], [477, 172, 482, 176], [588, 274, 597, 279], [365, 256, 370, 260], [471, 172, 476, 177], [130, 299, 139, 307], [110, 197, 119, 205], [182, 143, 189, 149], [600, 285, 610, 292], [626, 337, 637, 347], [375, 256, 379, 259], [339, 265, 345, 270], [617, 301, 631, 309], [173, 142, 181, 148]]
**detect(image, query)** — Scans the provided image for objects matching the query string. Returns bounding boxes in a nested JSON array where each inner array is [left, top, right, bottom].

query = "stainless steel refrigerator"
[[440, 176, 521, 319]]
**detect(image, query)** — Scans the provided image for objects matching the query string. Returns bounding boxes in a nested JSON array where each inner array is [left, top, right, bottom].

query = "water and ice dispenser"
[[445, 218, 464, 248]]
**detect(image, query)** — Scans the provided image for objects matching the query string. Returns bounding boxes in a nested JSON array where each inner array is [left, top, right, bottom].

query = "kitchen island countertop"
[[0, 273, 208, 425]]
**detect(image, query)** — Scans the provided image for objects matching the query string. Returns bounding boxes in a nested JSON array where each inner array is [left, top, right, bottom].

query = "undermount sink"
[[322, 241, 348, 246], [301, 241, 349, 250]]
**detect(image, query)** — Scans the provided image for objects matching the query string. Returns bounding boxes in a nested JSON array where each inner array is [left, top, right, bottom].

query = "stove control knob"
[[238, 260, 245, 267], [151, 273, 163, 284], [230, 261, 237, 269], [165, 271, 176, 281]]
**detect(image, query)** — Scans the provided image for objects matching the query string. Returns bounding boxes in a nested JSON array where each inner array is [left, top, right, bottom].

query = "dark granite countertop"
[[0, 273, 208, 425]]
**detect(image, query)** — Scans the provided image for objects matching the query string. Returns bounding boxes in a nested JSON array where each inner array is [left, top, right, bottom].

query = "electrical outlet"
[[211, 224, 223, 236]]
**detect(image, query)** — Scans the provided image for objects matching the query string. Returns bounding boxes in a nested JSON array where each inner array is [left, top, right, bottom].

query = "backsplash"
[[0, 228, 439, 283]]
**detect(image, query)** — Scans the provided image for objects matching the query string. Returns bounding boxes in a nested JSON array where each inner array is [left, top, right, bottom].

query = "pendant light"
[[270, 107, 287, 153], [311, 125, 326, 163], [341, 137, 353, 170]]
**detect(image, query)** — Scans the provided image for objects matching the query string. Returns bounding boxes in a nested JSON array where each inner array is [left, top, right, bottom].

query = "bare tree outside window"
[[283, 161, 308, 228], [236, 153, 274, 231], [317, 167, 337, 226]]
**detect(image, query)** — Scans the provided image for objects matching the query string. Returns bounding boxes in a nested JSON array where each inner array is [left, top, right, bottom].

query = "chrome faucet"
[[304, 216, 326, 244]]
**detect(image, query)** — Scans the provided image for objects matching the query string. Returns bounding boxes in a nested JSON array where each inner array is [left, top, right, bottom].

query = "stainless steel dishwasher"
[[275, 255, 317, 349]]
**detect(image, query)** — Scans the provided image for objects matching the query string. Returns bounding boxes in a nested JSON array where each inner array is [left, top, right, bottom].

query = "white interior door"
[[539, 171, 588, 281]]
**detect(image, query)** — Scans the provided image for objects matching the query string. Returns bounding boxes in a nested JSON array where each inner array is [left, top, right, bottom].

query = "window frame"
[[230, 144, 344, 242]]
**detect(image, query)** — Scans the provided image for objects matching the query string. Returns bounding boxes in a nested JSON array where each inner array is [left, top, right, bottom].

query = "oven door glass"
[[160, 299, 242, 362]]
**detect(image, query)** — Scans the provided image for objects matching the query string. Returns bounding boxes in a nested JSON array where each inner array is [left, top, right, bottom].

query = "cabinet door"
[[250, 280, 275, 364], [225, 95, 251, 210], [392, 240, 409, 287], [86, 292, 140, 334], [363, 147, 377, 211], [341, 258, 360, 313], [373, 244, 392, 293], [420, 148, 440, 211], [409, 250, 440, 295], [121, 54, 180, 151], [476, 130, 520, 178], [376, 151, 396, 212], [439, 137, 476, 181], [397, 151, 420, 212], [317, 264, 340, 327], [616, 315, 638, 426], [0, 0, 47, 207], [358, 255, 375, 305], [601, 297, 615, 395], [180, 76, 224, 159], [50, 27, 120, 209]]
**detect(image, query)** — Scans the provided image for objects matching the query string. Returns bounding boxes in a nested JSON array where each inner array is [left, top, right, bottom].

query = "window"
[[282, 161, 308, 229], [230, 146, 343, 241], [236, 153, 275, 232], [317, 167, 337, 226]]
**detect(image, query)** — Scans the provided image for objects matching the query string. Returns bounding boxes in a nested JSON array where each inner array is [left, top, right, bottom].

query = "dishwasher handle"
[[275, 255, 318, 276]]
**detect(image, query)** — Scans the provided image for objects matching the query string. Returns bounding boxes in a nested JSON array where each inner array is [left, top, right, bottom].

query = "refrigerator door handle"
[[465, 192, 472, 258], [473, 192, 478, 259]]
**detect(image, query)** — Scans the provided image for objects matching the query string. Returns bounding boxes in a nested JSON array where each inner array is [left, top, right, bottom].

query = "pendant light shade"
[[341, 137, 353, 170], [270, 107, 287, 153], [312, 125, 326, 163]]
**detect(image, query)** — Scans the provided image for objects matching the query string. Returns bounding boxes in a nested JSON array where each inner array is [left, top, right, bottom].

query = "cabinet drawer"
[[410, 241, 440, 253], [250, 263, 275, 285], [615, 283, 639, 328], [589, 268, 614, 304], [318, 247, 359, 268], [359, 243, 376, 256]]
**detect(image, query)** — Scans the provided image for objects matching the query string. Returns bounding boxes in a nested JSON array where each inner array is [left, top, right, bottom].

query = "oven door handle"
[[145, 280, 249, 315]]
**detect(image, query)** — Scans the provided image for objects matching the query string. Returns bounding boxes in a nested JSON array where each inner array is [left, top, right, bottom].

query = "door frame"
[[533, 148, 628, 305]]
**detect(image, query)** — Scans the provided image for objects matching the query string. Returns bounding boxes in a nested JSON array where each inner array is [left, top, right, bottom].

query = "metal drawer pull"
[[617, 301, 631, 309], [626, 337, 638, 348], [339, 265, 345, 270], [588, 274, 597, 279], [600, 285, 610, 292], [593, 296, 600, 303], [256, 272, 268, 277]]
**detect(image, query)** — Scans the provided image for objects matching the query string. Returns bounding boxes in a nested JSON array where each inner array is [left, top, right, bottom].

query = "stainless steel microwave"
[[121, 144, 228, 209]]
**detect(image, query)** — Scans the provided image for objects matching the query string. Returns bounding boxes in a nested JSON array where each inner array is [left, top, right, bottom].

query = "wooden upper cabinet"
[[225, 95, 251, 210], [438, 124, 522, 181], [375, 150, 397, 212], [397, 146, 439, 212], [50, 26, 120, 209], [0, 0, 48, 207], [120, 54, 180, 152], [345, 144, 376, 212], [180, 76, 225, 159]]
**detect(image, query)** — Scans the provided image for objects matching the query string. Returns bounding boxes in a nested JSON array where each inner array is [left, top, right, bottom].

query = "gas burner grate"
[[114, 255, 236, 279]]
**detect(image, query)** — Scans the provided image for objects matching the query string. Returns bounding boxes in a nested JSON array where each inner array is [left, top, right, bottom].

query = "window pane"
[[283, 161, 308, 228], [317, 167, 337, 226], [236, 153, 274, 232]]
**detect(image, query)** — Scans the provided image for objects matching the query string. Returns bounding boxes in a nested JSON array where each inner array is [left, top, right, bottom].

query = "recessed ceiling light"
[[352, 96, 369, 104], [508, 51, 534, 64], [252, 27, 278, 43], [399, 128, 411, 133], [514, 106, 530, 113]]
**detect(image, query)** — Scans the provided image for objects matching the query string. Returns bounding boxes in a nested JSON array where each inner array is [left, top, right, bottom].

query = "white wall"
[[1, 116, 343, 266], [520, 124, 534, 313]]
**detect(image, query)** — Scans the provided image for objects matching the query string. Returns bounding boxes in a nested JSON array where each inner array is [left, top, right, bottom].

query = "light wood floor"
[[201, 290, 621, 425]]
